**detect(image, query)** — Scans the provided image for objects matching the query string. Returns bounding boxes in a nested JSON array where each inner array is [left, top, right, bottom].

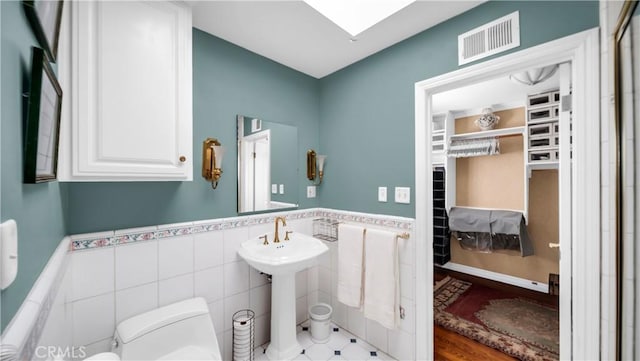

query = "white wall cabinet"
[[58, 1, 193, 181]]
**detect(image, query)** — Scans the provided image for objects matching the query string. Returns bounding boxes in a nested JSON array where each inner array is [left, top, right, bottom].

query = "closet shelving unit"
[[449, 125, 525, 140], [434, 108, 530, 225], [431, 113, 447, 165], [524, 89, 562, 172]]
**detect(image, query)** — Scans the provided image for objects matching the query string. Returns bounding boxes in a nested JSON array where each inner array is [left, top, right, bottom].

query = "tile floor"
[[253, 322, 395, 361]]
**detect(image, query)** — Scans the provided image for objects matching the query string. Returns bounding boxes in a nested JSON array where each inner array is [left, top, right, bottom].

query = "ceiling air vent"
[[458, 11, 520, 66]]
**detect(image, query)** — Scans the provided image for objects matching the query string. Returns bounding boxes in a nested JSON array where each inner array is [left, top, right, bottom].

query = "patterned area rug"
[[434, 276, 559, 361]]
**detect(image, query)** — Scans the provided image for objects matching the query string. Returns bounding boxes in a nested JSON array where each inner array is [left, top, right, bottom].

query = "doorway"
[[240, 129, 271, 212], [414, 28, 600, 360], [429, 62, 566, 359]]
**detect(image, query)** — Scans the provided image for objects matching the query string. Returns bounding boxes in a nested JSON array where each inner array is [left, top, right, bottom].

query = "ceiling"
[[187, 1, 485, 79], [432, 69, 560, 115]]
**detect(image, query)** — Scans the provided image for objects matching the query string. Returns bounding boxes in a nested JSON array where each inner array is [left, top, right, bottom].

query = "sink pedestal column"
[[266, 272, 302, 360]]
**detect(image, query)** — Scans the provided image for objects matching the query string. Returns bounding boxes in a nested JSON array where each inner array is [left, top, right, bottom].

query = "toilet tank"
[[111, 297, 221, 360]]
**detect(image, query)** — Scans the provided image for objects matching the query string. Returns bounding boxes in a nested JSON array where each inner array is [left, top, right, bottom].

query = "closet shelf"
[[527, 161, 559, 170], [449, 126, 525, 140]]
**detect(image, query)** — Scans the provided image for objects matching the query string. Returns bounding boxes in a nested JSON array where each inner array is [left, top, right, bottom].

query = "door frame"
[[414, 28, 600, 360], [239, 129, 271, 211]]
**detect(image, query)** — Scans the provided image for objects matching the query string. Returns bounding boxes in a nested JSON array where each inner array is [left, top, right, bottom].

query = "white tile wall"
[[223, 291, 250, 332], [296, 295, 309, 325], [72, 293, 115, 347], [115, 282, 158, 323], [71, 247, 114, 301], [254, 313, 271, 346], [223, 227, 250, 263], [315, 224, 416, 361], [63, 223, 277, 357], [208, 299, 224, 334], [365, 319, 389, 353], [223, 261, 250, 297], [158, 273, 194, 306], [195, 266, 224, 303], [250, 284, 272, 317], [158, 235, 194, 279], [33, 260, 73, 361], [115, 241, 157, 290], [30, 210, 413, 360], [194, 231, 224, 270]]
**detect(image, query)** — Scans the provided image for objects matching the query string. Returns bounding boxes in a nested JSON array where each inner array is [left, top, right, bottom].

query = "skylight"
[[303, 0, 416, 37]]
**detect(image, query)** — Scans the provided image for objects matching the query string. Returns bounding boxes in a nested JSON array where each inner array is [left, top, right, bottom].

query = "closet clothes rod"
[[449, 125, 525, 140], [495, 133, 523, 139]]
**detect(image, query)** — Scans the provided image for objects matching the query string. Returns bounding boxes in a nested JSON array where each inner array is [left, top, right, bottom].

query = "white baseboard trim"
[[440, 262, 549, 293]]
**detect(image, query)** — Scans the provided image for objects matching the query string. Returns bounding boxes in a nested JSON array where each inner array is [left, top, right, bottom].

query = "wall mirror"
[[237, 114, 299, 214]]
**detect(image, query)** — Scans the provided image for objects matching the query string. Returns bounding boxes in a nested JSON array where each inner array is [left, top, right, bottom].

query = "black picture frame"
[[24, 47, 63, 183], [22, 0, 64, 62]]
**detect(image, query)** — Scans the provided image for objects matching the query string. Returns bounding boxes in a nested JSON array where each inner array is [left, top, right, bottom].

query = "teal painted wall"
[[0, 1, 68, 331], [66, 29, 320, 234], [318, 1, 599, 218]]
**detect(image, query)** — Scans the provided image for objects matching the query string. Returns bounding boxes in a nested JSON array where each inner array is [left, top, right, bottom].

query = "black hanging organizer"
[[433, 167, 450, 265]]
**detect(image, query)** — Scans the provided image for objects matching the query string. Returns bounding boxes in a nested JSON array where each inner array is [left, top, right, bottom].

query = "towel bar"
[[397, 232, 410, 240]]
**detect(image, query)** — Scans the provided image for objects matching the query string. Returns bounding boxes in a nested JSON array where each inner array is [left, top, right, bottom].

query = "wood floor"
[[434, 325, 516, 361], [433, 267, 558, 360]]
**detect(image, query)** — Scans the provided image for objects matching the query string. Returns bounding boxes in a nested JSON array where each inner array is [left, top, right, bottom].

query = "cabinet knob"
[[179, 156, 186, 163]]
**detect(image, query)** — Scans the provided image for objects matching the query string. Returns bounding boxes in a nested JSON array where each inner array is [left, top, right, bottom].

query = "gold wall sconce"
[[306, 149, 326, 185], [202, 138, 225, 189]]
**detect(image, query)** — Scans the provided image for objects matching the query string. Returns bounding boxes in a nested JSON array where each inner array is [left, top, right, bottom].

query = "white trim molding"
[[439, 262, 549, 293], [415, 27, 600, 361]]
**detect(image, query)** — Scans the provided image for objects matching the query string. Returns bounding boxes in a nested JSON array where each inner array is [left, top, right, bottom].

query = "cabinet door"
[[67, 1, 192, 180]]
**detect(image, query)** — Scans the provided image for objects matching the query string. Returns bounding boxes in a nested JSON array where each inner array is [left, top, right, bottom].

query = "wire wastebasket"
[[232, 309, 255, 361]]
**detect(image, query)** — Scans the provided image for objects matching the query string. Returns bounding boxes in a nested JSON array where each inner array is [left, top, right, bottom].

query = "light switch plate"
[[307, 186, 316, 198], [395, 187, 411, 204], [279, 184, 284, 194], [378, 187, 387, 202], [271, 184, 278, 194]]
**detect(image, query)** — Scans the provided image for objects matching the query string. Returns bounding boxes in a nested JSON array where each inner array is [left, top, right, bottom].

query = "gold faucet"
[[273, 216, 287, 243]]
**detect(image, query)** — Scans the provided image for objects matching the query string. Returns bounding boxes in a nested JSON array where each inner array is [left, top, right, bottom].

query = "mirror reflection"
[[237, 115, 298, 214]]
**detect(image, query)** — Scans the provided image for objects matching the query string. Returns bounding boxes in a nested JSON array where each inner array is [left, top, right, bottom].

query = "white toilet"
[[85, 297, 221, 360]]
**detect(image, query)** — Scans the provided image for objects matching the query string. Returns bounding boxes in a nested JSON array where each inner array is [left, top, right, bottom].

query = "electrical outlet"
[[271, 184, 277, 194], [279, 184, 284, 194], [394, 187, 411, 204], [307, 186, 316, 198], [378, 187, 387, 202]]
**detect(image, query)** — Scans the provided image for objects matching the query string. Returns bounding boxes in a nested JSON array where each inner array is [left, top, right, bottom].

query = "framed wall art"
[[23, 0, 64, 62], [24, 47, 63, 183]]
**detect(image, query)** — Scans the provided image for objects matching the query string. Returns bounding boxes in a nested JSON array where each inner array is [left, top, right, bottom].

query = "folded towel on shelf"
[[337, 223, 366, 308], [363, 228, 399, 329]]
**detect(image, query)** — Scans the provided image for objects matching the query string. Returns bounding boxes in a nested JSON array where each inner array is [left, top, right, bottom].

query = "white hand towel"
[[337, 223, 366, 308], [363, 228, 399, 329]]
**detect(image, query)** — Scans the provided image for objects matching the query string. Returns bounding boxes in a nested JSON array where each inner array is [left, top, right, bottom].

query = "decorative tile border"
[[69, 208, 413, 252], [315, 209, 414, 231]]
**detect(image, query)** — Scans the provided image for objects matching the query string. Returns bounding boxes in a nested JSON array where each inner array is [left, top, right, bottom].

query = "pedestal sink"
[[238, 231, 328, 360]]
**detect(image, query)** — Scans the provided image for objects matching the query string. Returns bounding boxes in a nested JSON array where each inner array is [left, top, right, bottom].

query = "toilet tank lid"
[[117, 297, 209, 344]]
